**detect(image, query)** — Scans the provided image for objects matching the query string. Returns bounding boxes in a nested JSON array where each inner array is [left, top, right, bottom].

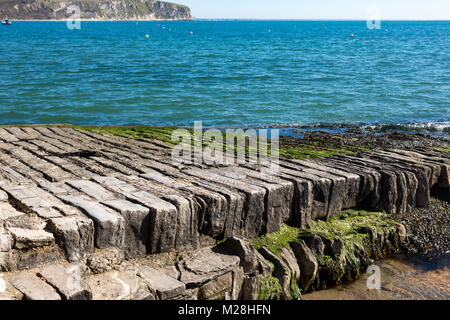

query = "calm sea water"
[[0, 21, 449, 132]]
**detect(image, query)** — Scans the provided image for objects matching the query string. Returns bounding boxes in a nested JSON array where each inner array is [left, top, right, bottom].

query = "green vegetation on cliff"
[[0, 0, 193, 20]]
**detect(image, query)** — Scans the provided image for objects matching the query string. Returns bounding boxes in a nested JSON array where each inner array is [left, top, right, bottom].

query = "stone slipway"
[[0, 127, 448, 299]]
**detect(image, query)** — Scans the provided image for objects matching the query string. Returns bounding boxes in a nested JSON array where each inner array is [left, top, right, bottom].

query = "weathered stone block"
[[0, 189, 8, 201], [129, 191, 178, 254], [231, 267, 244, 300], [49, 215, 95, 262], [7, 227, 54, 249], [0, 228, 12, 252], [102, 199, 150, 258], [258, 247, 294, 300], [199, 272, 233, 300], [290, 240, 318, 291], [3, 213, 45, 230], [178, 246, 240, 287], [221, 237, 259, 275], [184, 168, 267, 238], [303, 234, 325, 257], [91, 177, 179, 254], [85, 271, 143, 300], [159, 265, 180, 280], [1, 184, 67, 218], [10, 272, 61, 300], [137, 266, 186, 300], [279, 247, 301, 287], [0, 202, 25, 222], [241, 275, 259, 300], [7, 245, 63, 271], [58, 195, 125, 250], [67, 180, 115, 202], [214, 167, 294, 234], [162, 194, 199, 251], [0, 273, 24, 300], [37, 264, 92, 300]]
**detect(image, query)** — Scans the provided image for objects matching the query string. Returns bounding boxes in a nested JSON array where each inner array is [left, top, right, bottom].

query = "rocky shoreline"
[[390, 197, 449, 256], [0, 126, 448, 300], [0, 212, 407, 300]]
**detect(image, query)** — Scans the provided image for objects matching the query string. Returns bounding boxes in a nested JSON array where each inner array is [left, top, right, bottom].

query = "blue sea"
[[0, 21, 449, 135]]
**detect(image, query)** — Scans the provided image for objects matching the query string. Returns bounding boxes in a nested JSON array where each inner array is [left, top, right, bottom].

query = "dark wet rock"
[[220, 237, 273, 278], [290, 240, 318, 292], [258, 247, 296, 300], [320, 236, 344, 258], [303, 234, 325, 257], [3, 245, 63, 271], [221, 237, 259, 275], [390, 198, 449, 256], [231, 267, 244, 300], [241, 275, 259, 300], [279, 247, 301, 289]]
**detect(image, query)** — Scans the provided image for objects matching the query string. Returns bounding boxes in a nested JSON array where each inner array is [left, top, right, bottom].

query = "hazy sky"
[[176, 0, 450, 20]]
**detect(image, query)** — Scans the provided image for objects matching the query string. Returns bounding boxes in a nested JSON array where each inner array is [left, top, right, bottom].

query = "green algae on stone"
[[435, 146, 450, 152], [251, 210, 403, 293], [75, 125, 364, 160], [76, 126, 179, 145], [309, 210, 397, 242], [251, 225, 303, 255], [279, 145, 357, 160], [258, 275, 283, 300], [252, 210, 396, 256]]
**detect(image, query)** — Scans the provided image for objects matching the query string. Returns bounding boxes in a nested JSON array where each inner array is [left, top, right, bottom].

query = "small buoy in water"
[[145, 34, 149, 38], [350, 33, 354, 38], [189, 31, 193, 35]]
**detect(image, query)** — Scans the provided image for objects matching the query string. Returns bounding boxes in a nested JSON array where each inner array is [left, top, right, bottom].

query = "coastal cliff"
[[0, 0, 193, 20]]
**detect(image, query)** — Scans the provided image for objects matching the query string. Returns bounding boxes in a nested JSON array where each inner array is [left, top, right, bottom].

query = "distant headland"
[[0, 0, 193, 21]]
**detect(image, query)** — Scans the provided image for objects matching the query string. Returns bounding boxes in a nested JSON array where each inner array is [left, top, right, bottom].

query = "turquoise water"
[[0, 21, 449, 132]]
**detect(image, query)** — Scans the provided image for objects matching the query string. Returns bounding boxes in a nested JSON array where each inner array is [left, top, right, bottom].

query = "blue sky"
[[176, 0, 450, 20]]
